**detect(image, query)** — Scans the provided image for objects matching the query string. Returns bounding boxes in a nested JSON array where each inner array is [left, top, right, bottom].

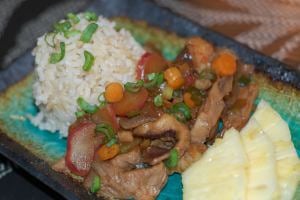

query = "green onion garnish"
[[169, 102, 191, 122], [67, 13, 80, 24], [82, 50, 95, 71], [96, 123, 117, 147], [90, 176, 101, 194], [162, 86, 173, 100], [80, 23, 98, 43], [77, 97, 98, 114], [49, 42, 65, 64], [164, 149, 179, 168], [84, 11, 98, 21], [64, 29, 81, 38], [97, 93, 107, 108], [154, 95, 163, 107], [44, 32, 57, 48], [238, 75, 251, 87], [75, 110, 85, 118], [53, 21, 72, 33], [199, 69, 216, 81], [144, 72, 164, 88], [124, 80, 144, 93]]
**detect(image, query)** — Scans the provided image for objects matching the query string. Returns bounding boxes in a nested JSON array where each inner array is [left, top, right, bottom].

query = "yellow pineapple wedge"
[[240, 118, 279, 200], [253, 100, 300, 200], [182, 128, 248, 200]]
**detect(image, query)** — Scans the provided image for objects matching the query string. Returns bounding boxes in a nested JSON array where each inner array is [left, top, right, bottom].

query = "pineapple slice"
[[183, 128, 248, 200], [253, 100, 300, 200], [240, 118, 279, 200]]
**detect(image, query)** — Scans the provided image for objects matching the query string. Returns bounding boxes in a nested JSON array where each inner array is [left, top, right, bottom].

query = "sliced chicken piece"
[[191, 76, 233, 144], [89, 148, 167, 200], [133, 114, 190, 165]]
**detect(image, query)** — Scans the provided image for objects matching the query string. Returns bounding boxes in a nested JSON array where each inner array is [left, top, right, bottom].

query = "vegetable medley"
[[53, 33, 258, 199]]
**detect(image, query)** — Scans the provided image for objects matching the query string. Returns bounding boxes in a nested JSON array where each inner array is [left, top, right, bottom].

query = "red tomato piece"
[[91, 104, 119, 131], [112, 88, 149, 116], [136, 52, 167, 80]]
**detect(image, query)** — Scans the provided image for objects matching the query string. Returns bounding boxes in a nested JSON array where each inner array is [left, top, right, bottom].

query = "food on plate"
[[183, 101, 300, 200], [30, 12, 145, 137], [29, 12, 298, 200]]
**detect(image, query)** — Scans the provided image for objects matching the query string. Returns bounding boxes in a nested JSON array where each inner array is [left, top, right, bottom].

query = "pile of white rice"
[[31, 13, 145, 137]]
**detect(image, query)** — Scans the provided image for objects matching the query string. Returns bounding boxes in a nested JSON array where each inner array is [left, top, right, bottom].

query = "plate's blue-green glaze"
[[0, 18, 299, 199]]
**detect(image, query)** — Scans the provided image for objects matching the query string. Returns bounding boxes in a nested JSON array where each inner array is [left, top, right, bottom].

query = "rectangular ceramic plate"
[[0, 0, 299, 199]]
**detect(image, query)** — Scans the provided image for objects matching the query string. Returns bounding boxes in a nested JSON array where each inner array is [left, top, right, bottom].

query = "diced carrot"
[[104, 82, 124, 103], [183, 92, 195, 108], [164, 67, 185, 89], [212, 52, 237, 76], [97, 144, 120, 161]]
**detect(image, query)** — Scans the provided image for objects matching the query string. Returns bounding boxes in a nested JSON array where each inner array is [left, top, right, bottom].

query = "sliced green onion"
[[238, 75, 251, 87], [172, 89, 183, 98], [53, 21, 72, 33], [154, 95, 163, 107], [199, 69, 216, 81], [64, 29, 81, 38], [96, 123, 116, 147], [84, 11, 98, 21], [49, 42, 65, 64], [67, 13, 80, 24], [144, 72, 164, 88], [97, 93, 107, 108], [77, 97, 98, 114], [162, 86, 173, 100], [164, 149, 179, 168], [75, 110, 85, 118], [82, 50, 95, 71], [124, 80, 144, 93], [169, 102, 191, 122], [90, 176, 101, 194], [44, 32, 57, 48], [80, 23, 98, 43]]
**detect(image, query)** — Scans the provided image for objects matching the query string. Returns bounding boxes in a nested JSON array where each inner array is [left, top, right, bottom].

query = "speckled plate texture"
[[0, 0, 299, 199]]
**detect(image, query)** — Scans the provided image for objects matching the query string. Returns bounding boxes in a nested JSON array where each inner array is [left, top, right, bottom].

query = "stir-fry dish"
[[52, 36, 259, 199]]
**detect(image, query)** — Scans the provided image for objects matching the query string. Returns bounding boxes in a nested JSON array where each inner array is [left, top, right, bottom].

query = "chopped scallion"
[[82, 50, 95, 71], [168, 102, 191, 122], [96, 123, 117, 147], [53, 21, 72, 33], [97, 93, 107, 108], [49, 42, 65, 64], [199, 69, 216, 81], [75, 110, 85, 118], [124, 80, 144, 93], [238, 75, 251, 87], [64, 29, 81, 38], [44, 32, 57, 48], [80, 23, 98, 43], [84, 11, 98, 21], [77, 97, 98, 114], [164, 149, 179, 168], [154, 95, 163, 107], [90, 176, 101, 194], [67, 13, 80, 24], [144, 72, 164, 88], [162, 86, 173, 100]]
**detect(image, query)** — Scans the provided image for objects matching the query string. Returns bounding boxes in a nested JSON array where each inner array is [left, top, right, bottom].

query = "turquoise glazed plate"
[[0, 0, 299, 199]]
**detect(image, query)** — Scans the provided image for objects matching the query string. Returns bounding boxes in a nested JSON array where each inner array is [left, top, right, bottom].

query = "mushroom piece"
[[88, 148, 167, 200], [133, 114, 190, 165]]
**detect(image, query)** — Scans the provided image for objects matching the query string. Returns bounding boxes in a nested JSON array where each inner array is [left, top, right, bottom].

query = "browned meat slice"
[[191, 76, 233, 144], [117, 130, 134, 143], [133, 114, 190, 165], [222, 83, 258, 131], [119, 115, 157, 130], [89, 148, 167, 200]]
